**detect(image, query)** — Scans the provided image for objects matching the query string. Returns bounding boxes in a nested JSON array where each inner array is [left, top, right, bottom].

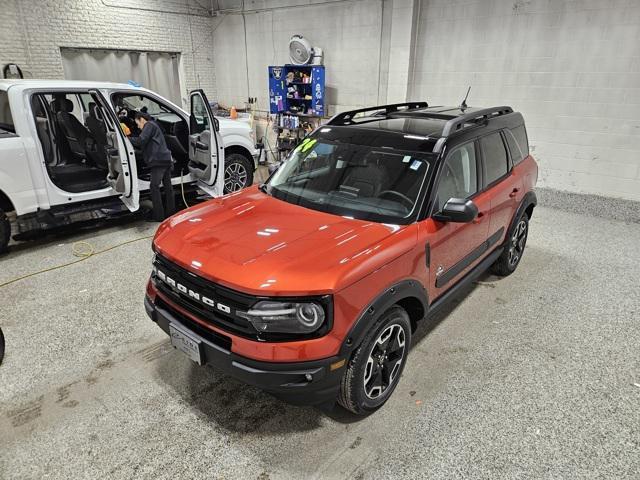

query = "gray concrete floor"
[[0, 194, 639, 479]]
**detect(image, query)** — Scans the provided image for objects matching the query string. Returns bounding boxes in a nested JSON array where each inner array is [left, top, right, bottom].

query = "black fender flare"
[[505, 191, 537, 242], [338, 279, 428, 358]]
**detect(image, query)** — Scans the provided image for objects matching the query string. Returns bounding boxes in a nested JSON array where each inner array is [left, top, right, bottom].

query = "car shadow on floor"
[[4, 214, 149, 256], [411, 273, 490, 345], [153, 273, 493, 432], [154, 350, 329, 435], [322, 273, 488, 423]]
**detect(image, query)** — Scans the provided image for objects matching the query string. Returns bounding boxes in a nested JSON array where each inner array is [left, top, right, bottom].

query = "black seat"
[[341, 162, 387, 197], [32, 98, 54, 165], [56, 98, 90, 161], [50, 98, 71, 165], [85, 102, 109, 170]]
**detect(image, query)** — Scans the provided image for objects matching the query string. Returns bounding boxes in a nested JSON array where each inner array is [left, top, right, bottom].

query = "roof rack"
[[433, 106, 513, 152], [327, 102, 428, 126]]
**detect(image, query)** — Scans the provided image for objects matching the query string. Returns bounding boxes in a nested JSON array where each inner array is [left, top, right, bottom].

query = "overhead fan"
[[288, 35, 324, 65]]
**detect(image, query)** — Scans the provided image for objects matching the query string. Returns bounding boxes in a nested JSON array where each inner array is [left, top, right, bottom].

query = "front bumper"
[[145, 295, 343, 406]]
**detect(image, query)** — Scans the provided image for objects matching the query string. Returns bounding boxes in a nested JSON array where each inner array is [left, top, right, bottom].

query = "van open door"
[[188, 89, 224, 197], [89, 89, 139, 211]]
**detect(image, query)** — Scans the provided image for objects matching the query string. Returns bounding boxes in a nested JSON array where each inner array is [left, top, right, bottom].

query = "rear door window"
[[480, 132, 509, 186], [0, 90, 15, 134]]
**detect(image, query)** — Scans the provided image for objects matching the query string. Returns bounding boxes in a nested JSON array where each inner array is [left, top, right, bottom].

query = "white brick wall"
[[4, 0, 638, 199], [211, 0, 388, 115], [410, 0, 640, 201], [0, 0, 217, 106]]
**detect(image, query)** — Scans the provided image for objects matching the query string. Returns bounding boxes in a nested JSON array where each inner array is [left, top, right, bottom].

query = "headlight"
[[151, 254, 158, 279], [238, 300, 326, 334]]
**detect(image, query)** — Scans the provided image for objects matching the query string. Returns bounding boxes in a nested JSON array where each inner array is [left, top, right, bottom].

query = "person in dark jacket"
[[129, 112, 175, 222]]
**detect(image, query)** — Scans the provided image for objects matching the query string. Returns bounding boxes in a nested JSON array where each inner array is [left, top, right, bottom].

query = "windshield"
[[0, 90, 15, 133], [113, 94, 173, 116], [266, 137, 433, 224]]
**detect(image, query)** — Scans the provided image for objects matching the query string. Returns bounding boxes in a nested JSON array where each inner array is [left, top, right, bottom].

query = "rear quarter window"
[[505, 125, 529, 165], [0, 90, 16, 134]]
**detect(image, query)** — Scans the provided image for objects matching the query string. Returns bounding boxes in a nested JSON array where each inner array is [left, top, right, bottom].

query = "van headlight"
[[238, 300, 326, 334]]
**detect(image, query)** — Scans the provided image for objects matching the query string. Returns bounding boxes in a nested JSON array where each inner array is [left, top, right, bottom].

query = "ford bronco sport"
[[145, 102, 538, 414], [0, 80, 258, 252]]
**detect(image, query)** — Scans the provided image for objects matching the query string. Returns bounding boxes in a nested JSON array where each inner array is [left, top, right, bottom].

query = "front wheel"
[[223, 153, 254, 194], [338, 305, 412, 415], [491, 212, 529, 276], [0, 208, 10, 254]]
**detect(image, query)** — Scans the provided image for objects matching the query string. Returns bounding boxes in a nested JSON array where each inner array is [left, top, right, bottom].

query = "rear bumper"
[[145, 295, 343, 406]]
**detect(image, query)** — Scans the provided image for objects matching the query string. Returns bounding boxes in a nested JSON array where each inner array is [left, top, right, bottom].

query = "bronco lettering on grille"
[[154, 267, 232, 315]]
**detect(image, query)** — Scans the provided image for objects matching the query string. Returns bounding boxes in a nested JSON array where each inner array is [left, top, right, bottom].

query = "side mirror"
[[432, 198, 478, 223]]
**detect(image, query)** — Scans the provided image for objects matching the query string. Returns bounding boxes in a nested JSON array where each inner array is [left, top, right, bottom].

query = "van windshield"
[[266, 137, 433, 224], [0, 90, 15, 133]]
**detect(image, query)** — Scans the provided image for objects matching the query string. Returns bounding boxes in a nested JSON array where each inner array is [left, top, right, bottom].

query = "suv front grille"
[[152, 254, 334, 342], [153, 254, 257, 338]]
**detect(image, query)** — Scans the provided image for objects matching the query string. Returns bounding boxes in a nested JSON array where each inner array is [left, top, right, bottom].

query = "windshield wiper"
[[258, 183, 268, 194]]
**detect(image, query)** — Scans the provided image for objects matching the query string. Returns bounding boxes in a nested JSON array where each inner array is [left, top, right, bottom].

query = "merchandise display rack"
[[268, 65, 325, 160]]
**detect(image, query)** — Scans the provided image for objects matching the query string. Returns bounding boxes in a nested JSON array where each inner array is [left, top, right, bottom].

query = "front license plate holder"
[[169, 323, 203, 365]]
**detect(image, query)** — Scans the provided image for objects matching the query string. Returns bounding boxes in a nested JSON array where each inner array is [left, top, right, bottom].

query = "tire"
[[491, 212, 529, 276], [0, 327, 4, 365], [338, 305, 412, 415], [0, 208, 10, 254], [223, 153, 254, 194]]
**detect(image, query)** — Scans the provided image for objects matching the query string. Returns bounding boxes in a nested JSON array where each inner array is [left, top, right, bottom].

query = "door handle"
[[509, 188, 520, 198]]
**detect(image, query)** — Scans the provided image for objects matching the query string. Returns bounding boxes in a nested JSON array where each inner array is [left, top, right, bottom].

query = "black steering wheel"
[[378, 190, 414, 209]]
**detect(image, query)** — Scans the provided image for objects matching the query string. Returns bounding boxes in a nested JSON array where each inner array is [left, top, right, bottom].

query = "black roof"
[[324, 103, 519, 153]]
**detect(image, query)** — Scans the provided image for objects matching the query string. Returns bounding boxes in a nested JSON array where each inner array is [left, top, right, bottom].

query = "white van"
[[0, 80, 259, 252]]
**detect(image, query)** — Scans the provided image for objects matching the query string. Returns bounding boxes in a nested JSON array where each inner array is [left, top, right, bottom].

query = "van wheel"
[[0, 208, 10, 254], [338, 305, 411, 415], [491, 212, 529, 276], [224, 153, 253, 193]]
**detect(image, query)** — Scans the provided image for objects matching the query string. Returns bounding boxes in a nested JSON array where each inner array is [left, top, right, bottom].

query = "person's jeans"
[[149, 165, 175, 221]]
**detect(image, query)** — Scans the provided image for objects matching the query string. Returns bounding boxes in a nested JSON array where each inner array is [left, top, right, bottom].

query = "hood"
[[153, 186, 417, 296], [217, 117, 252, 137]]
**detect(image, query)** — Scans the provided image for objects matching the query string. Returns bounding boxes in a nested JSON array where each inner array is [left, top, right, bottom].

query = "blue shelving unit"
[[268, 65, 325, 116]]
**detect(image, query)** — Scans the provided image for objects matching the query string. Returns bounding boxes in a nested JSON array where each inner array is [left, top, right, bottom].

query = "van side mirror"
[[432, 198, 478, 223]]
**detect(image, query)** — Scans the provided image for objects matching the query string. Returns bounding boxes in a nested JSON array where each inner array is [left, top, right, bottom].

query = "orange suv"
[[144, 103, 538, 414]]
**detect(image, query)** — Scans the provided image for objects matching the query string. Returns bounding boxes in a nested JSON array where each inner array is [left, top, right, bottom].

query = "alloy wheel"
[[363, 324, 406, 399], [224, 162, 248, 192], [508, 219, 527, 267]]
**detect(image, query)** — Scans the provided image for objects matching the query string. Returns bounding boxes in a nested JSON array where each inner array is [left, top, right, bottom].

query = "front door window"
[[434, 141, 478, 211], [112, 92, 189, 178]]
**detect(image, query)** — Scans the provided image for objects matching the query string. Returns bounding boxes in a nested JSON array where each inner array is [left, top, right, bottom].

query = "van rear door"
[[89, 89, 139, 211], [188, 89, 224, 197]]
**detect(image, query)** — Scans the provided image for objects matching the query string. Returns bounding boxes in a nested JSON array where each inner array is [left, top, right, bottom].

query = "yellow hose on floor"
[[0, 235, 153, 289]]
